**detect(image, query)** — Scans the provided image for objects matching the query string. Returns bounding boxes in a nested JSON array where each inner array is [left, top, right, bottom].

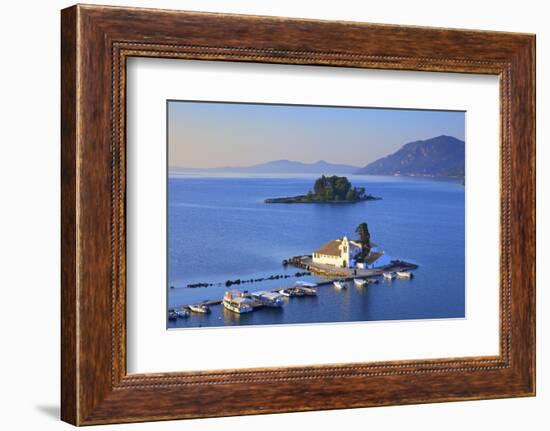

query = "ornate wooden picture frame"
[[61, 4, 535, 425]]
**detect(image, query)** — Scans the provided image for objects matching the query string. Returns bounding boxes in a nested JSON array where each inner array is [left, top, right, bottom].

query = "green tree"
[[313, 175, 327, 195], [310, 175, 365, 201], [355, 222, 371, 260], [334, 177, 351, 200], [345, 189, 356, 201]]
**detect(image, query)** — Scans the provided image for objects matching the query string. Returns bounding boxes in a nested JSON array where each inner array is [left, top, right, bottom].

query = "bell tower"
[[341, 236, 350, 268]]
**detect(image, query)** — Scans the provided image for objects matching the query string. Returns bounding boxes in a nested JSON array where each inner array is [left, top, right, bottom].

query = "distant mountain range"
[[172, 159, 360, 174], [171, 135, 464, 177], [355, 135, 465, 178]]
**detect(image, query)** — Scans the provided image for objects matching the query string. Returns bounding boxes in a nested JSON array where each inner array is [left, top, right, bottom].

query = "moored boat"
[[168, 310, 178, 321], [278, 288, 292, 297], [251, 291, 285, 307], [333, 280, 348, 289], [189, 304, 210, 314], [279, 286, 316, 297], [175, 309, 190, 318], [383, 272, 395, 280], [396, 271, 413, 279], [223, 290, 254, 314], [300, 286, 317, 296], [353, 278, 367, 287]]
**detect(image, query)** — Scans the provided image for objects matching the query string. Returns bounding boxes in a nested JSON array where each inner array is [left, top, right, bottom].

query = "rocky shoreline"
[[264, 194, 381, 204]]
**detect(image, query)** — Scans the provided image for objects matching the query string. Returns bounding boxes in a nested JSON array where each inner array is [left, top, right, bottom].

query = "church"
[[311, 236, 363, 268]]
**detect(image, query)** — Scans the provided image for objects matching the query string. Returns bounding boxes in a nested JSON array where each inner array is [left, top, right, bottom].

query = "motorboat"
[[189, 304, 210, 314], [353, 278, 367, 287], [333, 280, 348, 289]]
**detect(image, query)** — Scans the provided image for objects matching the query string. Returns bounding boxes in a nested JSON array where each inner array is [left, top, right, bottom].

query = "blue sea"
[[167, 174, 465, 329]]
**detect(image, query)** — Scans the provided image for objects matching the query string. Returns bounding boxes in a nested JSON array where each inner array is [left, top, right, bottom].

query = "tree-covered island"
[[264, 175, 381, 204]]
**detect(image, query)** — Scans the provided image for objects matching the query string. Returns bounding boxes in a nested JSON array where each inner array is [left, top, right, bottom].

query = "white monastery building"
[[312, 236, 363, 268]]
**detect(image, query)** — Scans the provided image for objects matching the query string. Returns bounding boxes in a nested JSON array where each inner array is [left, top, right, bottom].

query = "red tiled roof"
[[314, 239, 342, 256]]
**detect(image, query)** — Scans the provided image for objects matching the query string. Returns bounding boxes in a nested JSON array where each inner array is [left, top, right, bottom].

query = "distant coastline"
[[355, 135, 465, 179], [170, 135, 465, 180], [170, 159, 360, 175]]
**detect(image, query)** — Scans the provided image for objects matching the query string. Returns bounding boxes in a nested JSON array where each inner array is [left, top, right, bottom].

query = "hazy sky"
[[168, 101, 465, 168]]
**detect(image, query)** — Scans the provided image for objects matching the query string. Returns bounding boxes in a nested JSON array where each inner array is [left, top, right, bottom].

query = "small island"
[[264, 175, 381, 204]]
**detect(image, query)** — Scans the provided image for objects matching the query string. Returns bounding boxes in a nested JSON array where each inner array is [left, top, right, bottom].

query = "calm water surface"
[[167, 174, 465, 328]]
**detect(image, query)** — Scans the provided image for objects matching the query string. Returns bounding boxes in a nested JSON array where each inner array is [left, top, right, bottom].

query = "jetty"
[[170, 259, 418, 316], [284, 255, 418, 279]]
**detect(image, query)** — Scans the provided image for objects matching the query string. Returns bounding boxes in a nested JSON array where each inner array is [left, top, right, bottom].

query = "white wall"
[[0, 0, 546, 430]]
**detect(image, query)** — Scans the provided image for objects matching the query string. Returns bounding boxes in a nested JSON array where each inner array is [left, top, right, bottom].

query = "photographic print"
[[167, 101, 465, 329]]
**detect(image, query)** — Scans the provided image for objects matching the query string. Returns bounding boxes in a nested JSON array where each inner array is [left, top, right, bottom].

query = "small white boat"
[[383, 272, 395, 280], [396, 271, 413, 279], [279, 286, 316, 297], [300, 286, 318, 296], [353, 278, 367, 287], [333, 280, 348, 289], [189, 304, 210, 314]]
